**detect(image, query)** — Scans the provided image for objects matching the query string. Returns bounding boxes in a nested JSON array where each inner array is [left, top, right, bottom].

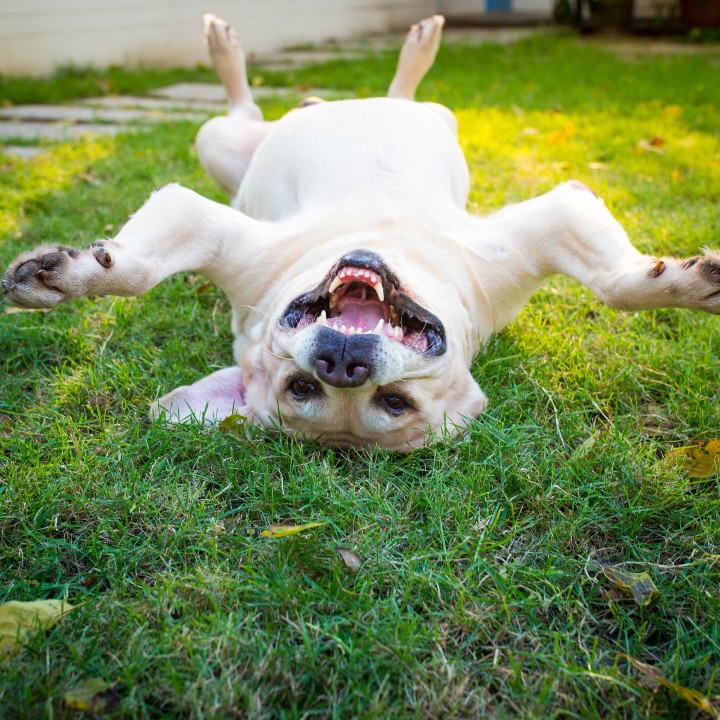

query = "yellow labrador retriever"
[[3, 15, 719, 450]]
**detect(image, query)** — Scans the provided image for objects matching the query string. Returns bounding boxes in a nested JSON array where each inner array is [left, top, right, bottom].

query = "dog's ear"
[[151, 366, 255, 424], [443, 370, 488, 432]]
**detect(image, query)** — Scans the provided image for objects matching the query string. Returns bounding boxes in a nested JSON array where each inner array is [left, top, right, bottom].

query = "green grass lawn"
[[1, 34, 720, 719]]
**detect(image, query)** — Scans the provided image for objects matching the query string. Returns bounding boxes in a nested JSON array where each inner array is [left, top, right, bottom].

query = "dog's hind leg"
[[388, 15, 445, 102], [195, 14, 274, 197]]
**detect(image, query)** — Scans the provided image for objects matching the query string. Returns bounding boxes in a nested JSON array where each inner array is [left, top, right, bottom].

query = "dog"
[[3, 14, 719, 451]]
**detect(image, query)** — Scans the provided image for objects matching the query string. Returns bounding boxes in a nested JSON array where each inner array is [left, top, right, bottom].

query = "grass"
[[1, 33, 720, 719]]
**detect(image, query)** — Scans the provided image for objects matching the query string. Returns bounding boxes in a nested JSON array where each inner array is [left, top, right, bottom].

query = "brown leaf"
[[335, 546, 362, 572], [668, 439, 720, 478], [621, 655, 720, 718], [602, 566, 659, 607]]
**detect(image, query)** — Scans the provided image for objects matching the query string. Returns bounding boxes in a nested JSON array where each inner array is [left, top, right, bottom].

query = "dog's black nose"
[[311, 327, 379, 388]]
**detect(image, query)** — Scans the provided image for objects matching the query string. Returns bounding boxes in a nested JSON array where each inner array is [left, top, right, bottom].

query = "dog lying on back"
[[3, 15, 719, 450]]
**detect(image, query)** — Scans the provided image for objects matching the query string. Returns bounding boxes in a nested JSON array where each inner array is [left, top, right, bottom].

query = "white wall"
[[0, 0, 435, 76]]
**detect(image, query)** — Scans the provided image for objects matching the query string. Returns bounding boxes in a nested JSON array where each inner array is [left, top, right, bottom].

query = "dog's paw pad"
[[2, 245, 79, 308], [94, 247, 114, 268]]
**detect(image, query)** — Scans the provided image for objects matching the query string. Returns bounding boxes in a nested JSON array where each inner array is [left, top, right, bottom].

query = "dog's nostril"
[[315, 357, 335, 375], [346, 364, 369, 383]]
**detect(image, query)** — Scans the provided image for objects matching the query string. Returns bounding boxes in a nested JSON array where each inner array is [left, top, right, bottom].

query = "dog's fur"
[[3, 15, 719, 450]]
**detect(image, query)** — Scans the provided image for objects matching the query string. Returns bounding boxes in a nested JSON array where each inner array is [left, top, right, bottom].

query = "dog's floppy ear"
[[151, 367, 255, 424], [443, 370, 488, 432]]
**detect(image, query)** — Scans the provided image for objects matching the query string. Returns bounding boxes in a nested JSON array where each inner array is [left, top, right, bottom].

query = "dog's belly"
[[235, 98, 470, 221]]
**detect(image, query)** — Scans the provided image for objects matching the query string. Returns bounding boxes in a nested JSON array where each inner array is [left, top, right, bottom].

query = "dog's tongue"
[[333, 298, 386, 331]]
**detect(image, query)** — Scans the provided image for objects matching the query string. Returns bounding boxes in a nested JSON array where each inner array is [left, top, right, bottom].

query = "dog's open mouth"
[[280, 250, 446, 355]]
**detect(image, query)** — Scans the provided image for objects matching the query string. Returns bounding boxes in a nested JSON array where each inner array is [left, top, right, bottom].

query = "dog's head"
[[241, 249, 487, 450]]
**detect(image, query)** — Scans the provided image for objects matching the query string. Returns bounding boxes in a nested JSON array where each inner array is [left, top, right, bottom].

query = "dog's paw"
[[680, 251, 720, 313], [2, 243, 112, 309]]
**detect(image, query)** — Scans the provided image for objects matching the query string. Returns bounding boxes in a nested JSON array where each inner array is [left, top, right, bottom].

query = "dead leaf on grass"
[[0, 599, 75, 656], [547, 123, 576, 145], [636, 137, 666, 154], [64, 678, 119, 713], [621, 655, 720, 718], [602, 566, 659, 607], [219, 414, 248, 436], [335, 546, 362, 571], [261, 522, 327, 538], [667, 439, 720, 478], [4, 306, 50, 314]]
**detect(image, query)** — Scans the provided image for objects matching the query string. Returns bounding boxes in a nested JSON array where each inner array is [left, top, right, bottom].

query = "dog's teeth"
[[340, 324, 347, 334], [372, 319, 384, 335], [372, 281, 384, 302], [328, 276, 343, 294], [329, 294, 338, 309], [349, 326, 355, 334], [317, 310, 328, 326]]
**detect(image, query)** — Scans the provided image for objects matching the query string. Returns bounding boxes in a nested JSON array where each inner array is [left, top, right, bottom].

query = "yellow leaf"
[[602, 566, 659, 607], [0, 599, 75, 656], [669, 439, 720, 478], [621, 655, 720, 718], [261, 521, 327, 538], [64, 678, 118, 713], [671, 170, 682, 183], [546, 123, 576, 145]]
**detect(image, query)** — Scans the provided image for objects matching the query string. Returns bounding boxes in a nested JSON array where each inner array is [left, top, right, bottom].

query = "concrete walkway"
[[0, 27, 541, 159]]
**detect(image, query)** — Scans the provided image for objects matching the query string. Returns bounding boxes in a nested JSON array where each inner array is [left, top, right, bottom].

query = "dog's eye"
[[381, 394, 410, 415], [289, 377, 319, 399]]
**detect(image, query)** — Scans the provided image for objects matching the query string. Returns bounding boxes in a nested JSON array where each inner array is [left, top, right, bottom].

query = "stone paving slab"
[[1, 145, 45, 159], [0, 103, 207, 124], [80, 94, 226, 112], [149, 82, 335, 103], [0, 121, 127, 141]]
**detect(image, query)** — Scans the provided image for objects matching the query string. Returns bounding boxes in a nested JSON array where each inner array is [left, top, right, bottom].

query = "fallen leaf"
[[668, 439, 720, 478], [336, 546, 362, 571], [0, 599, 75, 656], [261, 521, 327, 538], [602, 566, 659, 607], [219, 414, 247, 435], [636, 139, 665, 155], [64, 678, 119, 713], [4, 306, 50, 314], [621, 655, 719, 718], [547, 123, 576, 145]]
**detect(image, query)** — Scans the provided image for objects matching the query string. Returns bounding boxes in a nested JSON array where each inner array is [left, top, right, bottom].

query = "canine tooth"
[[372, 319, 384, 334], [329, 294, 338, 309], [372, 281, 384, 302], [317, 310, 328, 326], [328, 276, 343, 294]]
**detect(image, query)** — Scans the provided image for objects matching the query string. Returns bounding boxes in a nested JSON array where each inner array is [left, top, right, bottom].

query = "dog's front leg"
[[467, 181, 720, 323], [2, 184, 269, 309]]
